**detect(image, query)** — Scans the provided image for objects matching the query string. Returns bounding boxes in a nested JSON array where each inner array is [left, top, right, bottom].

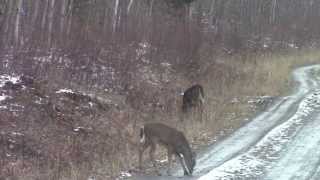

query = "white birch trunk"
[[149, 0, 154, 17], [112, 0, 119, 34], [84, 1, 92, 40], [188, 4, 193, 20], [60, 0, 67, 36], [103, 3, 109, 34], [41, 0, 48, 29], [48, 0, 55, 47], [31, 0, 40, 28], [4, 0, 13, 45], [209, 0, 216, 27], [66, 0, 73, 37], [14, 0, 23, 46], [127, 0, 133, 14], [271, 0, 277, 24]]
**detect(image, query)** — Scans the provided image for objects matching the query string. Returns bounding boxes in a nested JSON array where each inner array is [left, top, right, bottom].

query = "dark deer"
[[138, 123, 196, 176], [181, 84, 205, 121]]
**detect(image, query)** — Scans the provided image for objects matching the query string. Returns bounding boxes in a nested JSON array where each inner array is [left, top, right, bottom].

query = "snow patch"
[[119, 171, 132, 178], [33, 56, 52, 63], [136, 41, 151, 58], [159, 159, 168, 163], [88, 102, 94, 107], [56, 88, 74, 94], [288, 43, 298, 49], [0, 105, 7, 109], [11, 132, 24, 136], [35, 97, 44, 104], [73, 127, 83, 132], [73, 126, 90, 133], [0, 74, 21, 88], [8, 103, 24, 112], [161, 62, 171, 67], [0, 94, 11, 102]]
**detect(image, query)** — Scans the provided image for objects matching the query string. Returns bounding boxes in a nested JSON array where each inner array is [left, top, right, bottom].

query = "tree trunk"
[[270, 0, 277, 24], [41, 0, 48, 30], [103, 2, 110, 35], [127, 0, 133, 14], [14, 0, 23, 47], [48, 0, 55, 47], [66, 0, 73, 38], [3, 0, 13, 46], [112, 0, 119, 34], [31, 0, 40, 29], [60, 0, 67, 37], [149, 0, 154, 17]]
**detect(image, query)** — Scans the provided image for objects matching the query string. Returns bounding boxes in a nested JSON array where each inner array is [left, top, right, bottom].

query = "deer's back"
[[144, 123, 189, 149]]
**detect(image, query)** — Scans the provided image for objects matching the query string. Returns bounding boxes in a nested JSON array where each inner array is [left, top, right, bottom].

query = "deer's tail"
[[139, 126, 145, 143], [200, 93, 205, 104]]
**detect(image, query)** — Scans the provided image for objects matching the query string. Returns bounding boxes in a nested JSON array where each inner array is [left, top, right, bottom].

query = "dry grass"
[[1, 49, 320, 180], [189, 48, 320, 147], [134, 48, 320, 179]]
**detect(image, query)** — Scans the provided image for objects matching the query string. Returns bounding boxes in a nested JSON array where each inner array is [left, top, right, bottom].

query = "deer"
[[181, 84, 205, 121], [138, 123, 196, 176]]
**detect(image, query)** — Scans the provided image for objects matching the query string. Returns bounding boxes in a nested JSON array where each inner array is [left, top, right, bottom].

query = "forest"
[[0, 0, 320, 179]]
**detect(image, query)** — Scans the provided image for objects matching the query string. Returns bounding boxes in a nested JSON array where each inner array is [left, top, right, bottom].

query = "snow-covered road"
[[130, 64, 320, 180], [196, 65, 320, 180]]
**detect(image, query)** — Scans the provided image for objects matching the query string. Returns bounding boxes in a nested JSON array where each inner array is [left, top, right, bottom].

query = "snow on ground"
[[265, 112, 320, 180], [56, 88, 75, 94], [0, 74, 21, 87], [0, 75, 22, 111], [0, 105, 7, 109], [119, 171, 133, 178], [0, 94, 11, 102], [195, 65, 320, 180], [33, 55, 52, 63], [198, 90, 320, 180]]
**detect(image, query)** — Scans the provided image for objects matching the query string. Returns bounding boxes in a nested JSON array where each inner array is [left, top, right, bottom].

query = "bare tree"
[[60, 0, 67, 39], [112, 0, 119, 35], [270, 0, 277, 24], [66, 0, 73, 38], [2, 0, 14, 46], [31, 0, 40, 30], [14, 0, 23, 46], [127, 0, 134, 14], [48, 0, 56, 47], [41, 0, 49, 30]]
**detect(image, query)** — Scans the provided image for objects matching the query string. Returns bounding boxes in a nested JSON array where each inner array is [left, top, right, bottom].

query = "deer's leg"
[[149, 142, 160, 175], [179, 110, 184, 122], [138, 142, 149, 170], [177, 153, 190, 176], [200, 102, 204, 122], [167, 147, 174, 176]]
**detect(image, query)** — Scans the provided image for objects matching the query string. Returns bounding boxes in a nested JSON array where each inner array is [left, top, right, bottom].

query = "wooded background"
[[1, 1, 320, 179], [1, 0, 319, 52]]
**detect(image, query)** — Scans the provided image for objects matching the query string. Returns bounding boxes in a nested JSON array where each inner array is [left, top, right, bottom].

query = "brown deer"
[[181, 84, 205, 121], [138, 123, 196, 176]]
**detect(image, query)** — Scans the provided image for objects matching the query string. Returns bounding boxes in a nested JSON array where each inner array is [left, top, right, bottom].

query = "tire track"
[[197, 65, 320, 180]]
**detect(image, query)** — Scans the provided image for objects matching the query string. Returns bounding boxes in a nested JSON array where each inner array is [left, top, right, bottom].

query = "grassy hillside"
[[1, 48, 320, 180]]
